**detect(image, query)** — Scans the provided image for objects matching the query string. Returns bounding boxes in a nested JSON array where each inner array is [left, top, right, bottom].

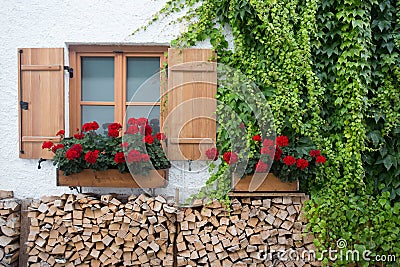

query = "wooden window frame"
[[68, 45, 168, 134]]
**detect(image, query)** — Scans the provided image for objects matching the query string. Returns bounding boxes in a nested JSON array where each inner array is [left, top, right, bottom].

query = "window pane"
[[82, 106, 114, 133], [126, 57, 160, 102], [126, 106, 160, 133], [81, 57, 114, 101]]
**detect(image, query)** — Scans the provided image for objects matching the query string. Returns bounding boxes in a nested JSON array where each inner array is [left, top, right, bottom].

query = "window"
[[18, 47, 216, 160], [68, 45, 168, 134]]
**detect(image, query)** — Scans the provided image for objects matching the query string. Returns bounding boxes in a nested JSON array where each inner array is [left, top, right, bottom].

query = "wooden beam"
[[19, 199, 32, 267], [21, 65, 61, 71], [228, 192, 306, 197], [170, 138, 213, 144], [22, 136, 61, 142]]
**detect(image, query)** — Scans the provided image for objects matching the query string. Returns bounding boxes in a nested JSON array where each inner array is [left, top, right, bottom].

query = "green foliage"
[[135, 0, 400, 264], [51, 131, 125, 176]]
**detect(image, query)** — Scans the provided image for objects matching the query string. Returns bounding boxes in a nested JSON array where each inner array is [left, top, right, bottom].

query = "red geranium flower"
[[137, 118, 148, 126], [144, 135, 154, 144], [127, 150, 141, 163], [114, 152, 125, 164], [310, 149, 321, 157], [205, 148, 219, 161], [125, 125, 139, 135], [66, 148, 81, 160], [108, 122, 122, 131], [84, 150, 99, 164], [155, 133, 166, 141], [71, 144, 82, 153], [51, 144, 64, 153], [56, 130, 65, 136], [145, 125, 153, 136], [274, 147, 283, 161], [121, 142, 129, 149], [223, 151, 238, 165], [296, 158, 309, 170], [252, 135, 262, 142], [260, 146, 273, 155], [255, 161, 268, 172], [141, 154, 150, 162], [82, 121, 99, 132], [128, 118, 137, 126], [262, 139, 275, 148], [74, 132, 85, 139], [108, 129, 119, 138], [108, 123, 122, 137], [283, 155, 296, 166], [316, 155, 326, 164], [42, 141, 54, 149], [276, 136, 289, 147]]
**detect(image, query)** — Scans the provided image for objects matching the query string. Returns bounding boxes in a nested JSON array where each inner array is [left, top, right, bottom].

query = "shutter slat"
[[18, 48, 64, 159], [166, 48, 217, 160], [22, 136, 62, 142], [21, 65, 62, 71], [169, 138, 214, 144]]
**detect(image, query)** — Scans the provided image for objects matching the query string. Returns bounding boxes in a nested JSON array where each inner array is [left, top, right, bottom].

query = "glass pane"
[[126, 57, 160, 102], [82, 106, 114, 134], [126, 106, 160, 134], [81, 57, 114, 101]]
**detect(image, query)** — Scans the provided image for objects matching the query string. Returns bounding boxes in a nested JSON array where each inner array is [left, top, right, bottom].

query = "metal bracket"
[[64, 66, 73, 78], [188, 160, 193, 171], [20, 100, 28, 110], [37, 158, 46, 169], [69, 186, 82, 194]]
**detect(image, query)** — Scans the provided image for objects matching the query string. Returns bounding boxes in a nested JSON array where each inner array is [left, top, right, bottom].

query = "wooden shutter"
[[166, 48, 217, 160], [18, 48, 64, 159]]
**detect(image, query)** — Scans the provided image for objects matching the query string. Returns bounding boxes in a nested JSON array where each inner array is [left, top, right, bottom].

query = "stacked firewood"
[[176, 196, 320, 267], [26, 194, 177, 267], [0, 191, 21, 267]]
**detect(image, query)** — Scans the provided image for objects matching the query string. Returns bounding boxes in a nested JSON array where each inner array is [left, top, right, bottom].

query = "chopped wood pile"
[[2, 191, 318, 266], [0, 191, 21, 267], [26, 194, 177, 267], [176, 196, 320, 267]]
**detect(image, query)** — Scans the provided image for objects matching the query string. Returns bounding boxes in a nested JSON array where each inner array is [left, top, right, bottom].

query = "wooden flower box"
[[57, 169, 168, 188], [232, 172, 299, 192]]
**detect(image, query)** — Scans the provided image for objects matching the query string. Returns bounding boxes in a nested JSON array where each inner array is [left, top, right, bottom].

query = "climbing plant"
[[133, 0, 400, 265]]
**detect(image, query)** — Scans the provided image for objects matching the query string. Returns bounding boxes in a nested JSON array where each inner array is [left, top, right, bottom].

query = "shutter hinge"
[[20, 100, 28, 110], [64, 66, 74, 78]]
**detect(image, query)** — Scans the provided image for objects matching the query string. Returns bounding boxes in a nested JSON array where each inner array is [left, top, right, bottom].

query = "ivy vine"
[[133, 0, 400, 265]]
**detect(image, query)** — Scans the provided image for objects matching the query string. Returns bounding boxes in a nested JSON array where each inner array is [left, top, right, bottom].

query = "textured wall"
[[0, 0, 214, 199]]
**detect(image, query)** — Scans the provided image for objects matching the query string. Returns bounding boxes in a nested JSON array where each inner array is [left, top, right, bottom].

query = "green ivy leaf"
[[383, 155, 394, 171]]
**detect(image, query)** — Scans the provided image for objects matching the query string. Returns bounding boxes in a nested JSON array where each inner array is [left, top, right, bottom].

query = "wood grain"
[[166, 48, 217, 160], [57, 169, 168, 188], [18, 48, 64, 159], [232, 173, 299, 192]]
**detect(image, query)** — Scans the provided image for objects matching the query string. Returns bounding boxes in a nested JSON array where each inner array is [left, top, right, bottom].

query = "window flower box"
[[232, 172, 298, 192], [42, 118, 171, 188], [57, 169, 168, 188]]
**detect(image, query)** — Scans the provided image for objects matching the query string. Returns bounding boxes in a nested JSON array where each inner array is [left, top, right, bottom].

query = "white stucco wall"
[[0, 0, 214, 201]]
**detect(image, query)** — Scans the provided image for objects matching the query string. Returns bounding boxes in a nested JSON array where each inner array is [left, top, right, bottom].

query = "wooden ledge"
[[228, 192, 307, 197]]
